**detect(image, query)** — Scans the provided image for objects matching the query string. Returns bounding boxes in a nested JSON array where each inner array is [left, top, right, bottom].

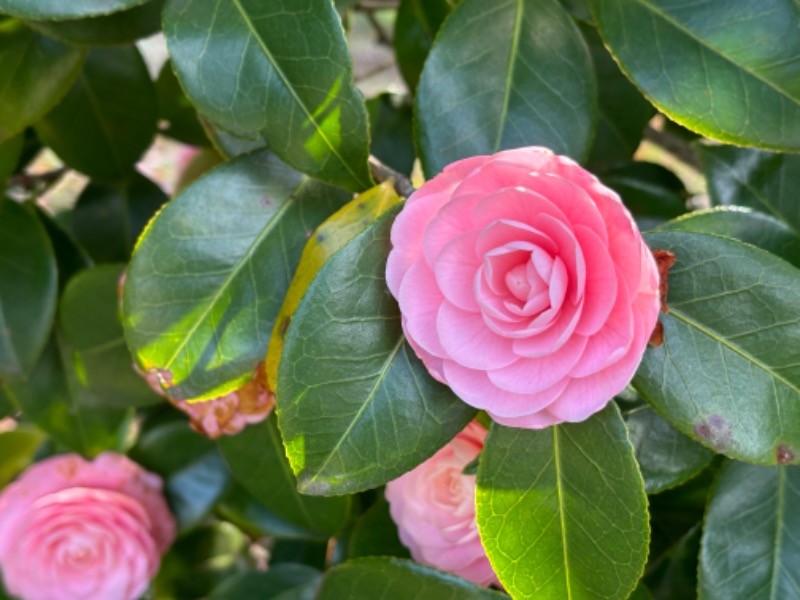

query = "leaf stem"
[[368, 155, 416, 198]]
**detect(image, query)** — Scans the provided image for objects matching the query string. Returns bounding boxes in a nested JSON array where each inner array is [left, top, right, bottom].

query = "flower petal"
[[437, 302, 517, 369]]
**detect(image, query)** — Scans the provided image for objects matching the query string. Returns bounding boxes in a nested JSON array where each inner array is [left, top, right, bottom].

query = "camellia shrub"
[[1, 0, 799, 598]]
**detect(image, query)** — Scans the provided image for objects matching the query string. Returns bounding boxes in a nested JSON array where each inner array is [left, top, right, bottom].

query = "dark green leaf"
[[277, 207, 477, 495], [591, 0, 800, 151], [0, 134, 22, 183], [476, 403, 648, 600], [393, 0, 452, 92], [0, 427, 44, 488], [218, 415, 350, 537], [0, 0, 150, 19], [635, 232, 800, 465], [208, 565, 321, 600], [35, 45, 157, 182], [60, 265, 160, 408], [2, 335, 130, 455], [700, 461, 800, 600], [696, 145, 800, 233], [316, 558, 508, 599], [34, 206, 92, 289], [658, 207, 800, 269], [164, 0, 373, 191], [645, 525, 700, 600], [124, 150, 349, 401], [200, 117, 268, 160], [0, 199, 57, 378], [131, 420, 230, 531], [559, 0, 591, 22], [0, 21, 84, 143], [366, 94, 415, 175], [71, 173, 167, 263], [26, 0, 164, 45], [0, 387, 13, 418], [415, 0, 596, 177], [582, 24, 654, 172], [347, 496, 410, 560], [627, 405, 713, 494], [601, 162, 686, 230], [156, 60, 208, 147]]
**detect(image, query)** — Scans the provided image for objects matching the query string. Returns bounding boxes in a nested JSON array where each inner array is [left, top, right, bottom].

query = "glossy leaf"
[[71, 173, 167, 263], [124, 150, 349, 401], [0, 20, 84, 143], [0, 199, 57, 378], [265, 181, 402, 391], [0, 387, 12, 419], [60, 265, 160, 408], [658, 207, 800, 269], [476, 403, 649, 600], [601, 162, 686, 230], [163, 0, 373, 191], [696, 145, 800, 233], [366, 94, 416, 175], [26, 0, 164, 46], [218, 415, 351, 537], [0, 134, 22, 183], [347, 497, 410, 560], [591, 0, 800, 151], [34, 207, 92, 290], [645, 525, 701, 600], [627, 405, 713, 494], [208, 565, 321, 600], [0, 427, 44, 488], [200, 118, 268, 160], [316, 558, 508, 600], [156, 61, 208, 147], [700, 461, 800, 600], [35, 45, 157, 182], [415, 0, 596, 177], [393, 0, 452, 92], [2, 335, 130, 456], [635, 232, 800, 465], [277, 207, 477, 495], [582, 24, 654, 172], [131, 420, 230, 531], [0, 0, 150, 19]]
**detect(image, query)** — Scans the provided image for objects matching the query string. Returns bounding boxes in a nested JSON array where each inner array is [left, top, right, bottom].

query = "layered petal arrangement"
[[387, 147, 660, 428], [385, 422, 498, 587]]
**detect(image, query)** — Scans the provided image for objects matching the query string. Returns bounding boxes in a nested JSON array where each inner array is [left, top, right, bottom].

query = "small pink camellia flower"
[[385, 422, 498, 587], [0, 453, 176, 600], [386, 147, 660, 429]]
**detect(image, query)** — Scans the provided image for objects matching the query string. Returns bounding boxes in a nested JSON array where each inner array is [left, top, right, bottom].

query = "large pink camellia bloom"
[[0, 453, 176, 600], [387, 147, 660, 429], [385, 421, 498, 587]]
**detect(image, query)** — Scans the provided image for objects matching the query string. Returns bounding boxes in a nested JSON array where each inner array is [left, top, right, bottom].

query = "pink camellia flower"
[[0, 453, 175, 600], [386, 147, 660, 429], [385, 421, 498, 587]]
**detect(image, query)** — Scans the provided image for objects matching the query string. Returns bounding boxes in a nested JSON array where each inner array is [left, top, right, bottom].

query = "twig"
[[369, 155, 416, 198], [7, 168, 67, 192], [643, 125, 702, 171]]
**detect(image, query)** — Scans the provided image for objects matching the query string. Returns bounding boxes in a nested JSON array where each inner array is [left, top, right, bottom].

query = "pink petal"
[[475, 220, 556, 257], [483, 245, 534, 297], [548, 256, 568, 313], [489, 408, 562, 429], [512, 298, 583, 357], [434, 230, 482, 312], [475, 269, 526, 324], [472, 186, 569, 231], [403, 322, 446, 383], [531, 213, 585, 304], [572, 224, 618, 336], [398, 261, 447, 358], [449, 161, 533, 198], [423, 193, 483, 268], [437, 302, 517, 369]]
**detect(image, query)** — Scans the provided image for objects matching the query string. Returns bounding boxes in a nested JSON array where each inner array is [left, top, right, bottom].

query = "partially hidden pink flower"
[[386, 147, 660, 429], [385, 422, 498, 587], [0, 453, 176, 600]]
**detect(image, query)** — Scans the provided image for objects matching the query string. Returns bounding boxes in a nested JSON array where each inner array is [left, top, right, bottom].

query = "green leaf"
[[0, 387, 13, 418], [0, 134, 22, 183], [601, 162, 686, 230], [208, 565, 321, 600], [34, 206, 92, 290], [591, 0, 800, 151], [347, 496, 410, 560], [559, 0, 591, 22], [0, 199, 57, 378], [316, 558, 509, 599], [131, 420, 231, 531], [124, 151, 348, 400], [582, 24, 655, 172], [0, 20, 84, 143], [476, 403, 649, 600], [155, 60, 208, 147], [265, 181, 402, 392], [392, 0, 452, 92], [645, 525, 701, 600], [0, 0, 150, 19], [25, 0, 164, 46], [635, 231, 800, 465], [200, 117, 268, 160], [415, 0, 596, 177], [366, 94, 415, 175], [658, 207, 800, 269], [0, 427, 44, 489], [2, 334, 130, 455], [163, 0, 373, 191], [35, 45, 157, 182], [60, 265, 160, 408], [218, 415, 350, 536], [277, 206, 477, 495], [627, 405, 713, 494], [700, 461, 800, 600], [71, 173, 167, 263], [696, 145, 800, 233]]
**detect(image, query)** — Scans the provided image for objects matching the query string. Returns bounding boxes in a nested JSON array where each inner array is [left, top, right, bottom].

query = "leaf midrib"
[[553, 425, 574, 599], [229, 0, 368, 189], [769, 467, 786, 600], [631, 0, 800, 106], [493, 0, 524, 150]]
